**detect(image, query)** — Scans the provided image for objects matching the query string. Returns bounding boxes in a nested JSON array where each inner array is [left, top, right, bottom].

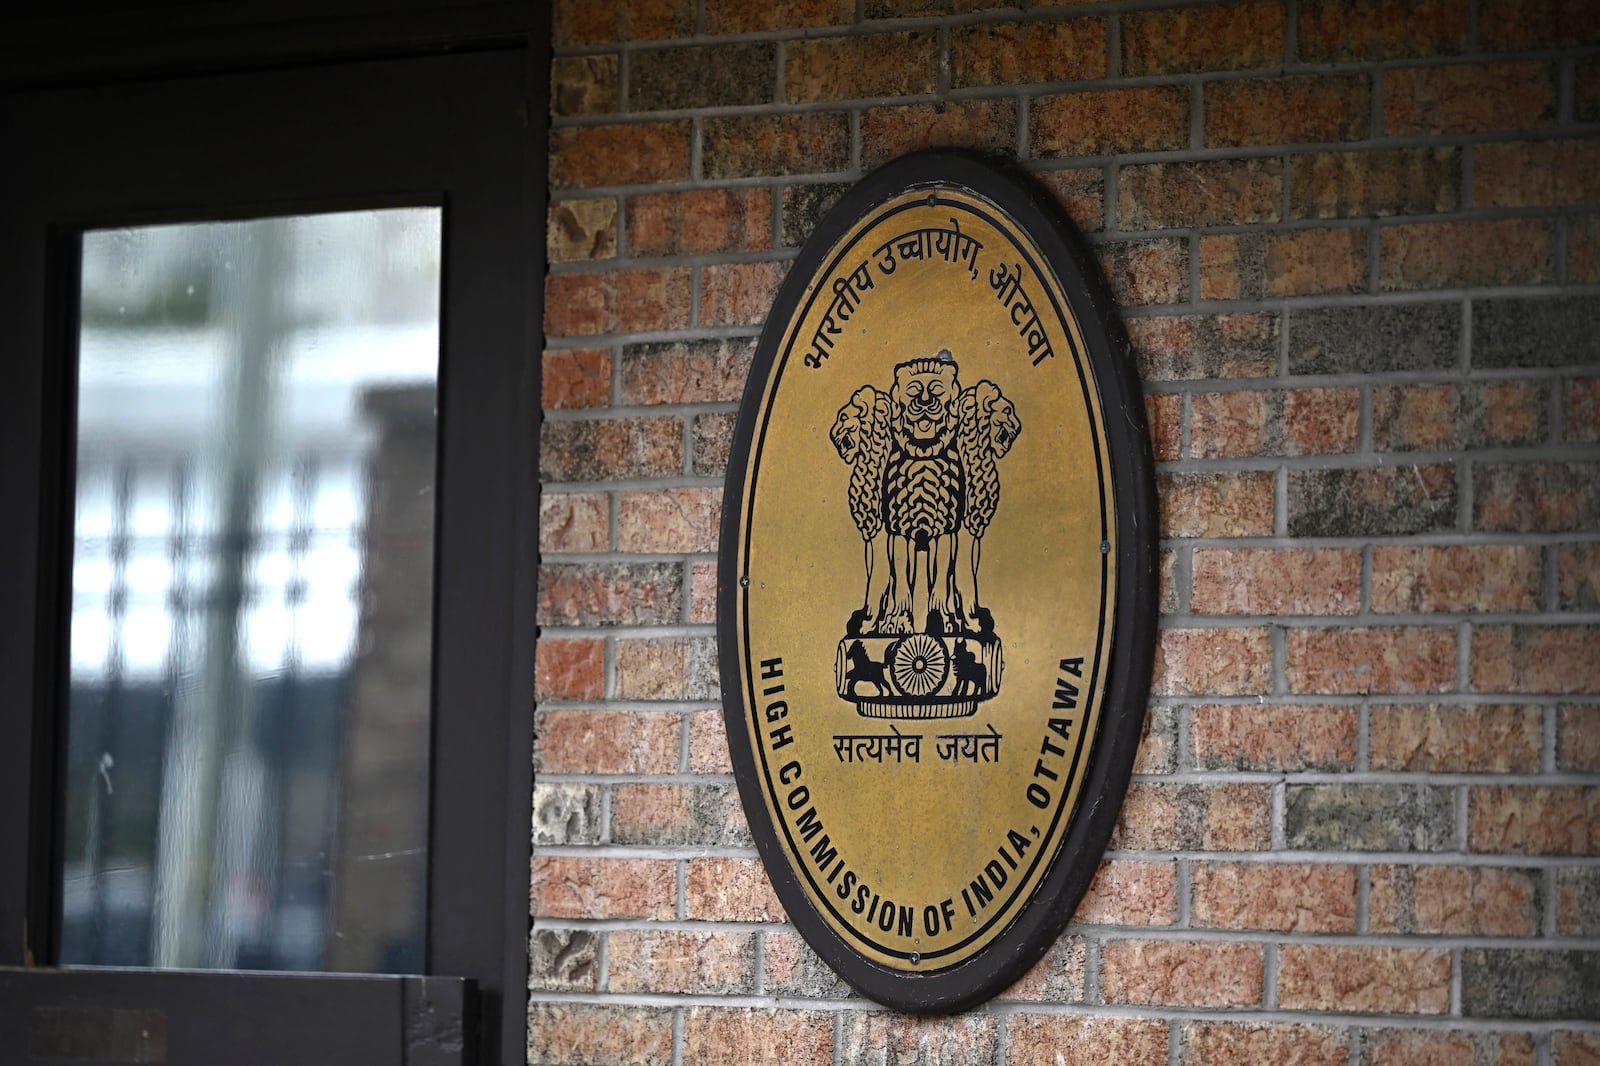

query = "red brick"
[[784, 31, 937, 103], [626, 188, 771, 258], [1471, 625, 1600, 694], [1556, 1033, 1600, 1066], [1265, 228, 1367, 296], [1380, 218, 1552, 290], [1118, 158, 1281, 230], [1474, 139, 1600, 209], [536, 710, 681, 774], [545, 267, 691, 336], [1099, 238, 1188, 306], [1562, 543, 1600, 609], [1566, 378, 1600, 443], [1123, 2, 1285, 75], [527, 1003, 673, 1066], [541, 416, 683, 482], [1287, 627, 1457, 694], [683, 1009, 833, 1066], [535, 639, 606, 701], [551, 122, 691, 189], [1373, 382, 1547, 452], [552, 0, 693, 45], [607, 930, 755, 994], [543, 348, 611, 410], [1470, 785, 1600, 855], [1560, 704, 1600, 771], [699, 261, 786, 328], [1373, 545, 1542, 614], [1145, 392, 1179, 461], [1368, 1031, 1479, 1066], [1481, 0, 1600, 50], [1192, 547, 1360, 615], [1198, 234, 1262, 300], [1370, 703, 1543, 773], [688, 561, 718, 625], [1476, 462, 1600, 533], [540, 492, 610, 554], [531, 855, 677, 920], [1385, 62, 1553, 136], [1158, 471, 1275, 537], [548, 199, 618, 263], [1136, 700, 1177, 772], [1205, 75, 1370, 147], [1369, 864, 1541, 936], [838, 1015, 998, 1065], [617, 487, 721, 553], [1278, 945, 1450, 1014], [1299, 0, 1467, 60], [1153, 627, 1272, 696], [860, 98, 1019, 170], [1192, 862, 1357, 933], [705, 0, 851, 33], [703, 113, 850, 179], [1074, 859, 1178, 926], [1571, 215, 1600, 284], [1131, 312, 1279, 381], [1290, 464, 1458, 538], [1206, 783, 1273, 850], [685, 857, 783, 921], [1008, 1016, 1167, 1066], [1191, 703, 1358, 772], [552, 55, 620, 117], [1285, 387, 1362, 454], [952, 19, 1105, 87], [1184, 1022, 1348, 1066], [1101, 939, 1263, 1008], [1032, 86, 1189, 157], [1289, 147, 1460, 219]]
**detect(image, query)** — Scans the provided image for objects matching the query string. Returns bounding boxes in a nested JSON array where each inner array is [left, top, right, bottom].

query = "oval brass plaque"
[[719, 152, 1156, 1012]]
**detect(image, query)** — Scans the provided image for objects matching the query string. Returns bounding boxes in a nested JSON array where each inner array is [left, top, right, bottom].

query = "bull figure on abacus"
[[828, 352, 1020, 720]]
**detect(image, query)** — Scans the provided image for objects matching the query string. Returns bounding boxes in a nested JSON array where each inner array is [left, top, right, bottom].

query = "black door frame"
[[0, 10, 544, 1064]]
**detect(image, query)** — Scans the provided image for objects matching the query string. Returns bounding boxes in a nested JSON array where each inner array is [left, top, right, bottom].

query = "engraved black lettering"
[[1032, 758, 1059, 782], [1059, 656, 1082, 677], [1027, 783, 1051, 808], [969, 876, 993, 909], [1047, 717, 1073, 741], [760, 657, 784, 680], [984, 859, 1008, 890], [839, 869, 858, 900], [778, 761, 802, 785], [770, 723, 794, 750], [794, 806, 824, 842], [765, 700, 788, 722], [897, 905, 913, 938], [1040, 733, 1065, 758], [924, 905, 941, 937], [810, 833, 839, 870], [940, 897, 956, 932], [787, 784, 810, 810], [854, 883, 870, 914], [1007, 828, 1033, 856]]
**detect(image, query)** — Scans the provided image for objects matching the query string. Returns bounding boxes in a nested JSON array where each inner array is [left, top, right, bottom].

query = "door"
[[0, 33, 538, 1066]]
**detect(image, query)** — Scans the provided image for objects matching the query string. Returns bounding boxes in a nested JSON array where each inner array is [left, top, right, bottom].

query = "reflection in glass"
[[60, 209, 441, 974]]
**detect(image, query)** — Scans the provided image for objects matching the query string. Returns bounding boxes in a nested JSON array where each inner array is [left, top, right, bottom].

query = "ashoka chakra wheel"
[[890, 633, 949, 697]]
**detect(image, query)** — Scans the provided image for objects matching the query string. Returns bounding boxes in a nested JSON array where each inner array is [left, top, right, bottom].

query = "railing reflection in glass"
[[61, 209, 441, 973]]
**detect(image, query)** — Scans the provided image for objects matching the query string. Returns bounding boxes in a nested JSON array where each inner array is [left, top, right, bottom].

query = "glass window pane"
[[59, 208, 441, 975]]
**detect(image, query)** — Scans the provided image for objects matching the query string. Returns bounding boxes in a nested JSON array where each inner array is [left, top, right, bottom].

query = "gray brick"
[[1285, 784, 1455, 851], [692, 412, 736, 478], [610, 782, 750, 847], [1474, 296, 1600, 369], [1475, 461, 1600, 534], [537, 562, 684, 627], [529, 929, 600, 991], [533, 782, 602, 846], [1558, 867, 1600, 936], [1289, 465, 1458, 537], [1288, 303, 1460, 375], [703, 113, 851, 179], [781, 181, 848, 247], [630, 43, 776, 111], [1461, 949, 1600, 1020]]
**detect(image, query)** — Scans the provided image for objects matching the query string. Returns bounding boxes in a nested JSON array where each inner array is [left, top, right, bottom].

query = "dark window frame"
[[0, 12, 543, 1064]]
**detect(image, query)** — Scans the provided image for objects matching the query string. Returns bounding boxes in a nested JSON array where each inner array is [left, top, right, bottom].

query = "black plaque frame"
[[717, 150, 1158, 1013]]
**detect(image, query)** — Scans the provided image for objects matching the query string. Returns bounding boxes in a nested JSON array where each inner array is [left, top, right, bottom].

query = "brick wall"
[[533, 1, 1600, 1062]]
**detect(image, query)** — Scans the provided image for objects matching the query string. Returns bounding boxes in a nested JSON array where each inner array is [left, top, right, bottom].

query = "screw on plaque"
[[1100, 541, 1110, 554], [910, 952, 920, 964], [740, 576, 750, 587]]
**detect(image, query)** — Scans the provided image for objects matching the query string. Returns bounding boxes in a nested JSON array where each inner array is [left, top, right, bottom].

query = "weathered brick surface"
[[1289, 147, 1459, 219], [1368, 703, 1543, 772], [1101, 939, 1263, 1008], [1190, 862, 1357, 933], [1191, 703, 1357, 771], [538, 0, 1600, 1051], [1285, 783, 1455, 851], [1369, 864, 1542, 936], [1008, 1016, 1168, 1066], [1278, 944, 1450, 1014], [1183, 1022, 1348, 1066]]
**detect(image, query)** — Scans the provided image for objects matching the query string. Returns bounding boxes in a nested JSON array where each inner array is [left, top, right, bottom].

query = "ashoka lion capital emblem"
[[829, 352, 1020, 719]]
